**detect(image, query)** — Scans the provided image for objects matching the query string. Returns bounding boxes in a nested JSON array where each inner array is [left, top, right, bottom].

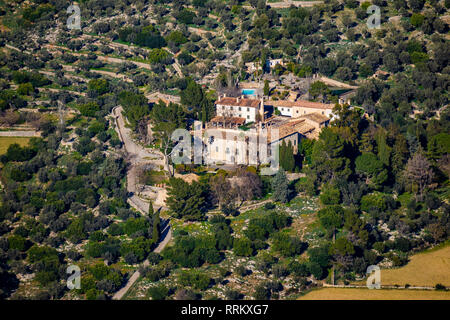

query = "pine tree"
[[392, 134, 409, 176], [272, 167, 289, 203], [376, 130, 391, 168]]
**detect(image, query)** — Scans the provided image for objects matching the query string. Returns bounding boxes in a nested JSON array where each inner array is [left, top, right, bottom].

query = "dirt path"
[[90, 69, 133, 82], [38, 87, 86, 97], [0, 131, 40, 137], [267, 1, 324, 8], [318, 76, 358, 89], [112, 105, 165, 200]]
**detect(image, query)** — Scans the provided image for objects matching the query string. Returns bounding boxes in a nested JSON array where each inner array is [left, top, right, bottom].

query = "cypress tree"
[[263, 79, 270, 96], [280, 140, 295, 172], [152, 209, 160, 243], [286, 141, 295, 172], [148, 201, 154, 216]]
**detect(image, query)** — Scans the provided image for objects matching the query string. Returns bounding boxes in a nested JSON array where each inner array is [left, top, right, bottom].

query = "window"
[[296, 110, 299, 113], [226, 147, 230, 154], [247, 107, 250, 111], [239, 107, 241, 111], [236, 149, 239, 155], [216, 146, 219, 152], [230, 106, 233, 110], [247, 115, 250, 119], [281, 108, 284, 111], [322, 111, 324, 115]]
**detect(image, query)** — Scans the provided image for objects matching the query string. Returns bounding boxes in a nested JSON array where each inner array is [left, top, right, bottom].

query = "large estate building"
[[197, 94, 335, 167]]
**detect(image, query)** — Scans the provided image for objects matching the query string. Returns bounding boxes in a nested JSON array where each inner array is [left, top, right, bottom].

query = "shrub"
[[253, 284, 270, 300], [225, 289, 241, 300], [233, 237, 254, 257], [319, 184, 341, 205], [8, 235, 27, 251], [235, 265, 247, 277], [148, 285, 169, 300], [361, 193, 387, 213], [178, 270, 211, 290], [264, 202, 275, 210], [78, 102, 100, 117], [435, 284, 446, 291]]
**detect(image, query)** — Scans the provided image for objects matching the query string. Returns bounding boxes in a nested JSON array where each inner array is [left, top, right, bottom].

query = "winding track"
[[111, 106, 172, 300]]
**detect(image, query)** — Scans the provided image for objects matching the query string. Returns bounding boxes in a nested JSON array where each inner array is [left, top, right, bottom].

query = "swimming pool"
[[242, 89, 256, 96]]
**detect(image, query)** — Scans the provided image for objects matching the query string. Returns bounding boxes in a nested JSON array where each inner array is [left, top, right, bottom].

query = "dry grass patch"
[[298, 288, 450, 300], [0, 137, 31, 155], [379, 243, 450, 287]]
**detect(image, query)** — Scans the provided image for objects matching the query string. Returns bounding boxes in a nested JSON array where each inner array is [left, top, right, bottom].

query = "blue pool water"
[[242, 89, 256, 96]]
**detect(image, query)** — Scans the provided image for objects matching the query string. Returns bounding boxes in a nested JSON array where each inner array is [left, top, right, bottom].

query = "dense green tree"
[[166, 178, 208, 221], [319, 183, 341, 205], [119, 91, 150, 132], [279, 140, 296, 172], [355, 152, 388, 188], [233, 237, 254, 257], [317, 205, 344, 236], [271, 168, 289, 203], [310, 127, 351, 184], [88, 79, 110, 95]]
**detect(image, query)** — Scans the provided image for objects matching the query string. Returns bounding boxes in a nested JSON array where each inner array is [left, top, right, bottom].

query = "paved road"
[[111, 106, 172, 300], [112, 106, 165, 208], [112, 219, 172, 300]]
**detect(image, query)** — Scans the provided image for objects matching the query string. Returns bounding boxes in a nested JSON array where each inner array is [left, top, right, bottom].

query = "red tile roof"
[[215, 97, 261, 108], [210, 116, 246, 125], [300, 112, 330, 124], [265, 99, 335, 110]]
